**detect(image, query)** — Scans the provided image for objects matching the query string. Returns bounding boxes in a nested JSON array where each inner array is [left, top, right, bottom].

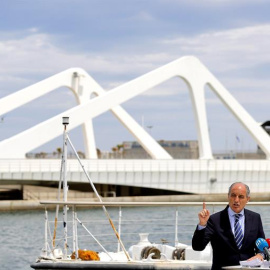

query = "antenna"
[[62, 116, 69, 258]]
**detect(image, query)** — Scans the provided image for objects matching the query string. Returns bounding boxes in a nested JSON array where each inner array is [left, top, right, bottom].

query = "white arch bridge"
[[0, 56, 270, 194]]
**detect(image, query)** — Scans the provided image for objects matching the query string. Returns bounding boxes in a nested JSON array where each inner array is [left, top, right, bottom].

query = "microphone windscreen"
[[256, 238, 269, 251]]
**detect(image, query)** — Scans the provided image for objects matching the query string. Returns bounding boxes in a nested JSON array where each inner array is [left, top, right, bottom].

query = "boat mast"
[[62, 116, 69, 259], [52, 136, 65, 249]]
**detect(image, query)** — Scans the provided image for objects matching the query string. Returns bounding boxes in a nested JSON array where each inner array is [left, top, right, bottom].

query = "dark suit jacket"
[[192, 205, 265, 270]]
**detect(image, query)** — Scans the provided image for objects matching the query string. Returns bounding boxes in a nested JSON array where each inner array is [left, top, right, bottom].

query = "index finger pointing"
[[203, 201, 206, 210]]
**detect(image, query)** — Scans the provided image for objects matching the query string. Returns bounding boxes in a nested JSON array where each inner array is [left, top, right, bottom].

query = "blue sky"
[[0, 0, 270, 154]]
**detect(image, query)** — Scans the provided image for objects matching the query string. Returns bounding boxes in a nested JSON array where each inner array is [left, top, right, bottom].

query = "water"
[[0, 205, 270, 270]]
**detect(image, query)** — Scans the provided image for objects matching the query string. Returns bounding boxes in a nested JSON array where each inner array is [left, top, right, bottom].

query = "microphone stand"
[[264, 248, 270, 261]]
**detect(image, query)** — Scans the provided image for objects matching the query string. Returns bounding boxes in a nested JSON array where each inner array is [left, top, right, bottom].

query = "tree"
[[96, 148, 101, 159], [56, 147, 62, 158], [77, 151, 85, 159], [117, 144, 124, 152]]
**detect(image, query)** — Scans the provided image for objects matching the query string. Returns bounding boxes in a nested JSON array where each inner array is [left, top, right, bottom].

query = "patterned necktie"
[[234, 214, 243, 249]]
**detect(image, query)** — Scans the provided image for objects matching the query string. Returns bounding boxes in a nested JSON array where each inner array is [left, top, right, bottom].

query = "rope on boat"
[[76, 217, 113, 260], [67, 135, 131, 261]]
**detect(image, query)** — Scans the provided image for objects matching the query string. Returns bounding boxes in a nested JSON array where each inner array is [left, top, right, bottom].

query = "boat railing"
[[40, 201, 270, 257]]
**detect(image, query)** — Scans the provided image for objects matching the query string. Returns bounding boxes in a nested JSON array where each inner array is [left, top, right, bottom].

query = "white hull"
[[31, 259, 212, 270]]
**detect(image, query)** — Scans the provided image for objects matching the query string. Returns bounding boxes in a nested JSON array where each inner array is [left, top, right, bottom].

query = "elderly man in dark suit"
[[192, 182, 265, 270]]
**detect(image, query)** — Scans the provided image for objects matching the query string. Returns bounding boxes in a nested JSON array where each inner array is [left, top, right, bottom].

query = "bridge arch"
[[0, 56, 270, 159]]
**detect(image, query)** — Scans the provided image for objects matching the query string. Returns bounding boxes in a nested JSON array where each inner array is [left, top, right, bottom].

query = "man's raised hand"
[[198, 202, 210, 226]]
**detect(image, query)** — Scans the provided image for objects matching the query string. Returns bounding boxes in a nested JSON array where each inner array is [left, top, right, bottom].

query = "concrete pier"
[[0, 192, 269, 211]]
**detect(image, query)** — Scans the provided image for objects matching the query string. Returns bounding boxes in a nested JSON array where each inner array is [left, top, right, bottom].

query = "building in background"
[[121, 140, 199, 159]]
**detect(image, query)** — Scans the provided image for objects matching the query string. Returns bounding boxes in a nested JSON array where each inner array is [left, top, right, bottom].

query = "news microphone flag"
[[256, 238, 268, 251], [256, 238, 270, 261]]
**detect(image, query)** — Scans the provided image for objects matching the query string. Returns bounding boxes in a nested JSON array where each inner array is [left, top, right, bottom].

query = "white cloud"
[[0, 32, 167, 80], [28, 28, 39, 33], [1, 23, 268, 76], [162, 24, 270, 72], [1, 24, 270, 109]]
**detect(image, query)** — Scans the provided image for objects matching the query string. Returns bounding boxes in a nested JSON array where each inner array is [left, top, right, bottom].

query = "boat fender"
[[141, 246, 161, 259], [53, 248, 63, 259], [172, 248, 185, 260]]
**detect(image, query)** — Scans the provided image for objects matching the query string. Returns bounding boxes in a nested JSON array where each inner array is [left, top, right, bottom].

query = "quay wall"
[[0, 192, 269, 211]]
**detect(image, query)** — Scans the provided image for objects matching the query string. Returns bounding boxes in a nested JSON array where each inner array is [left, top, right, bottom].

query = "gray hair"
[[228, 182, 250, 197]]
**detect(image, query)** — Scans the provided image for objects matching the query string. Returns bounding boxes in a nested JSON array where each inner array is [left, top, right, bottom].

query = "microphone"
[[256, 238, 270, 261]]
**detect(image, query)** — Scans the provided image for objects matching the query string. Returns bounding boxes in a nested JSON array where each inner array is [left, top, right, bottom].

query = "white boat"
[[30, 117, 212, 270], [30, 201, 213, 270]]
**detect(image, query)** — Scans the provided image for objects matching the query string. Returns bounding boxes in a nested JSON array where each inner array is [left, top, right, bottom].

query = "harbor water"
[[0, 204, 270, 270]]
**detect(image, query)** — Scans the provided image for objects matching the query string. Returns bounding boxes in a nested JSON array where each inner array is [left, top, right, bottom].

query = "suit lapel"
[[242, 209, 252, 248]]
